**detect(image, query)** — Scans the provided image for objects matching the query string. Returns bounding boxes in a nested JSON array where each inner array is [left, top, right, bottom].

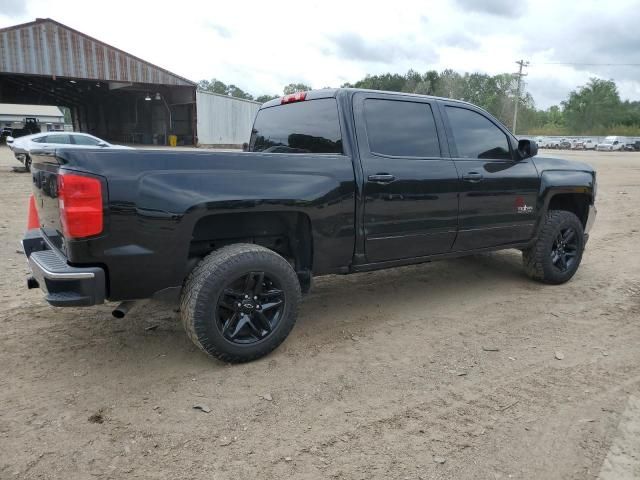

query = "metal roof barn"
[[0, 18, 194, 86], [0, 18, 196, 145]]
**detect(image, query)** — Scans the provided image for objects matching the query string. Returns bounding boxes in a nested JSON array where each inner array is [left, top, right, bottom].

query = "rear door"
[[353, 93, 460, 263], [440, 103, 540, 250]]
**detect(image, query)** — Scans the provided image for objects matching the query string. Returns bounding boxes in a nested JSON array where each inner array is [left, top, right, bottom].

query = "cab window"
[[364, 99, 441, 157], [446, 107, 511, 160]]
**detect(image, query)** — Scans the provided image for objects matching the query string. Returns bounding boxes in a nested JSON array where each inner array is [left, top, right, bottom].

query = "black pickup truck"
[[23, 88, 596, 363]]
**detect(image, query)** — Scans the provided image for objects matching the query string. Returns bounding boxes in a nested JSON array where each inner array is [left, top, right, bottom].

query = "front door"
[[353, 93, 460, 263], [441, 103, 540, 250]]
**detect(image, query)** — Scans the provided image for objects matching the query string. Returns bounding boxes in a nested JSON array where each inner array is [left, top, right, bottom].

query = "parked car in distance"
[[1, 127, 12, 144], [23, 88, 597, 363], [558, 139, 572, 150], [546, 138, 561, 149], [622, 140, 639, 151], [583, 139, 597, 150], [534, 137, 549, 148], [8, 132, 131, 171], [596, 136, 624, 151], [571, 139, 584, 150]]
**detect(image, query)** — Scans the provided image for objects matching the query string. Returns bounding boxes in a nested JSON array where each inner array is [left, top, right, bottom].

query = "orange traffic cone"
[[27, 194, 40, 230]]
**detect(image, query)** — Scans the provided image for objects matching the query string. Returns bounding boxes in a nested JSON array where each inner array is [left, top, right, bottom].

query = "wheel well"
[[547, 193, 591, 227], [188, 211, 313, 272]]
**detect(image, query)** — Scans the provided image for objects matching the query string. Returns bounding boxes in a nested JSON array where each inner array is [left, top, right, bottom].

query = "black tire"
[[24, 155, 31, 172], [180, 243, 301, 363], [523, 210, 585, 284]]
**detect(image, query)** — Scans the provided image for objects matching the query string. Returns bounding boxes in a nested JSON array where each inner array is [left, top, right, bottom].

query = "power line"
[[531, 62, 640, 66], [513, 59, 529, 135]]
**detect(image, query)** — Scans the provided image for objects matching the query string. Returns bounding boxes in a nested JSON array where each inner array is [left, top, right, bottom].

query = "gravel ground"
[[0, 146, 639, 480]]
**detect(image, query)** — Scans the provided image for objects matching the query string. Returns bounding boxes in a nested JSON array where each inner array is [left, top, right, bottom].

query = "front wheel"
[[180, 244, 301, 363], [523, 210, 585, 284]]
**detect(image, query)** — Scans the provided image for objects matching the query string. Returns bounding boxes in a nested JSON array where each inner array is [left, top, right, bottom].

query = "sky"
[[1, 0, 639, 109]]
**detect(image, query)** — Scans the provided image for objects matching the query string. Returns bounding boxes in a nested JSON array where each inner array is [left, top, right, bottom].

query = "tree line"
[[198, 79, 311, 104], [198, 72, 640, 136]]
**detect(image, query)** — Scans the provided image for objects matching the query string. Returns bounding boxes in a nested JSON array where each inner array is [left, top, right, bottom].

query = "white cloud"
[[0, 0, 638, 108]]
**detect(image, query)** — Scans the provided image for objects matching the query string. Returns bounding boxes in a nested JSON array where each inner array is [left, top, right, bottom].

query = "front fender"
[[532, 169, 595, 238]]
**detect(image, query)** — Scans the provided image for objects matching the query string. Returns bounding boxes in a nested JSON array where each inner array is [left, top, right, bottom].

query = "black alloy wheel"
[[180, 243, 301, 363], [216, 271, 285, 345], [550, 227, 578, 272], [522, 210, 585, 285]]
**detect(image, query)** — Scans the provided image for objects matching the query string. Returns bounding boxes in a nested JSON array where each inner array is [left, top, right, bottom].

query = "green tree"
[[226, 84, 254, 100], [255, 94, 279, 103], [198, 78, 229, 95], [346, 73, 406, 92], [562, 78, 621, 133], [283, 83, 312, 95], [198, 78, 254, 100]]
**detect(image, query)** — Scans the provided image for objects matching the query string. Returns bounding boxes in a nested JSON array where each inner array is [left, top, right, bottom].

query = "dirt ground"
[[0, 146, 639, 480]]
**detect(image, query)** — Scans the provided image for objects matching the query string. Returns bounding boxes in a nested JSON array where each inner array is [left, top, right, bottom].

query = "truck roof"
[[260, 88, 476, 109]]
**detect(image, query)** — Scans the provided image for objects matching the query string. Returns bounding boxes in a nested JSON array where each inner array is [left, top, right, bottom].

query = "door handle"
[[462, 171, 483, 182], [368, 173, 396, 183]]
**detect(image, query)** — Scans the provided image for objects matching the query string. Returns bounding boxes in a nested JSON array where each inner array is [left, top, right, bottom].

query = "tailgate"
[[30, 150, 66, 251]]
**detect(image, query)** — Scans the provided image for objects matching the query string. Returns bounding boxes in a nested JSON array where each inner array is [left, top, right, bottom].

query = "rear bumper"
[[22, 229, 106, 306]]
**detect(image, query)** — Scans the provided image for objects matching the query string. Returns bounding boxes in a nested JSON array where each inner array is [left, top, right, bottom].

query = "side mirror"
[[517, 139, 538, 159]]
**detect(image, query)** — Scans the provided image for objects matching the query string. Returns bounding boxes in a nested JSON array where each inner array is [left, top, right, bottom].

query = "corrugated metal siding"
[[196, 91, 261, 146], [0, 19, 194, 86]]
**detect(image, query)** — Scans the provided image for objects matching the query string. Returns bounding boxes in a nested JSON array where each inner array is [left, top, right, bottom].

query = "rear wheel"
[[180, 244, 301, 363], [523, 210, 585, 284]]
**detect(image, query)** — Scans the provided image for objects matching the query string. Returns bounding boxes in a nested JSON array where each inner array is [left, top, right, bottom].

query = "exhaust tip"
[[111, 300, 137, 319]]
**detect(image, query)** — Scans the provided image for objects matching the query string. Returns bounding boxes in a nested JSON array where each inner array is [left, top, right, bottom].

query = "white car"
[[534, 137, 549, 148], [596, 136, 624, 152], [7, 132, 131, 171], [583, 139, 597, 150], [546, 138, 561, 149]]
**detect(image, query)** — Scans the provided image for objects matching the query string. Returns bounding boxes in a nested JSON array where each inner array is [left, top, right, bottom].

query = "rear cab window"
[[249, 98, 343, 154]]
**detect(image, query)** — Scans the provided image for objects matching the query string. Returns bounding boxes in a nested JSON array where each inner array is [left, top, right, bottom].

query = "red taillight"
[[281, 91, 307, 104], [27, 193, 40, 230], [58, 173, 103, 239]]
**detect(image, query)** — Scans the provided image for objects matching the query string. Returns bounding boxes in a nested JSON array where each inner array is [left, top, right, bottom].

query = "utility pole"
[[512, 59, 529, 135]]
